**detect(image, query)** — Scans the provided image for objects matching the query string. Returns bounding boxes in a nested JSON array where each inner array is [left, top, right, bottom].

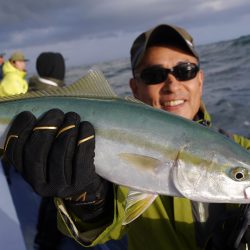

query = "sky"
[[1, 0, 250, 73]]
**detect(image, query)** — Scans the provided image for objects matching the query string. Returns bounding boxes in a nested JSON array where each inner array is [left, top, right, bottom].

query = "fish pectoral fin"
[[122, 189, 157, 225], [119, 153, 162, 172]]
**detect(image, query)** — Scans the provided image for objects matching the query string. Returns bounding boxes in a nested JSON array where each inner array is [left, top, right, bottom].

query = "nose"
[[161, 73, 181, 93]]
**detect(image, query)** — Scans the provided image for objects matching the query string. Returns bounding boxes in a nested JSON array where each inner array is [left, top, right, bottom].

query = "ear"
[[129, 78, 139, 99], [198, 69, 204, 95]]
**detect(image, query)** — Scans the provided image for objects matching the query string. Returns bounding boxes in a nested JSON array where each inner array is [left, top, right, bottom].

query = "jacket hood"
[[2, 61, 26, 78]]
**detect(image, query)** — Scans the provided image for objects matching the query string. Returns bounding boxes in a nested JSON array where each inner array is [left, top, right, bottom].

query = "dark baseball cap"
[[130, 24, 199, 70]]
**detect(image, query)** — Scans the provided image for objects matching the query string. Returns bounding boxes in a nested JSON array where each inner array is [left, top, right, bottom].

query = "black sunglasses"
[[138, 62, 200, 85]]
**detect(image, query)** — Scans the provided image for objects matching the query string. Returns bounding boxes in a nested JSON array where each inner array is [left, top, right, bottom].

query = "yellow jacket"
[[0, 61, 28, 96], [55, 105, 250, 250]]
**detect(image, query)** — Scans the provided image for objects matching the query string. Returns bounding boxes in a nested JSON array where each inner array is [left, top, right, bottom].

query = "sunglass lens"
[[140, 68, 167, 85], [173, 63, 198, 81]]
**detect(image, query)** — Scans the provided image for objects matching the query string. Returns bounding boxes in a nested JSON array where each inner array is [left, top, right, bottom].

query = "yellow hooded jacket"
[[0, 61, 28, 97]]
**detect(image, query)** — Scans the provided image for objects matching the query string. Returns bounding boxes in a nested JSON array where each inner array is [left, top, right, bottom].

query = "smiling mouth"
[[163, 100, 185, 107]]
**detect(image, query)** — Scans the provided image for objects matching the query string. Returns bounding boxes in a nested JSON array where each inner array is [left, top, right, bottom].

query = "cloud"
[[199, 0, 248, 11], [1, 0, 250, 70]]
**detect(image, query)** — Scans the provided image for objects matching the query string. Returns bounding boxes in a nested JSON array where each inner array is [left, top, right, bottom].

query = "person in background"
[[29, 52, 66, 91], [0, 52, 5, 80], [3, 24, 250, 250], [0, 51, 28, 96]]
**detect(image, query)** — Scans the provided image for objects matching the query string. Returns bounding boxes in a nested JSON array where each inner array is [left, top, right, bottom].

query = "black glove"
[[3, 109, 110, 205]]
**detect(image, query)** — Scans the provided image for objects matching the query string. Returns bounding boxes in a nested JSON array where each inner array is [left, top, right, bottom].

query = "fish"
[[1, 69, 250, 225]]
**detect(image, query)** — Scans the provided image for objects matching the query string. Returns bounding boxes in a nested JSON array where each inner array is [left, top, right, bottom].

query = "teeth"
[[164, 100, 184, 107]]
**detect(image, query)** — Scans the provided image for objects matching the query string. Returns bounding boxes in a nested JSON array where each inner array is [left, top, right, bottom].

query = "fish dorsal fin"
[[122, 189, 157, 225], [0, 69, 117, 103], [124, 96, 156, 110], [59, 68, 117, 97], [124, 96, 145, 104]]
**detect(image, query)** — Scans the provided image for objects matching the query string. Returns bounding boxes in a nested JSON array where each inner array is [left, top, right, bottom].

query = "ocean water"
[[65, 34, 250, 137]]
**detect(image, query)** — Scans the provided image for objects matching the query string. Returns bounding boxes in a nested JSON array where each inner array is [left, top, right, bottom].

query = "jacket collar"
[[193, 101, 211, 127]]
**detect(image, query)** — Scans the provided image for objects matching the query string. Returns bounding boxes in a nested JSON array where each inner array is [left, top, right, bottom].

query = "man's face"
[[12, 60, 26, 72], [130, 46, 204, 120]]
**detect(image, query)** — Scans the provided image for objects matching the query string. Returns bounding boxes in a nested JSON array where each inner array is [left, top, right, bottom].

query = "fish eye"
[[230, 167, 248, 181]]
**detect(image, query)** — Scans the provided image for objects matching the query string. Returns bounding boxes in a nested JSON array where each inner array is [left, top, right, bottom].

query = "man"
[[0, 51, 28, 96], [3, 24, 250, 249], [0, 52, 5, 80]]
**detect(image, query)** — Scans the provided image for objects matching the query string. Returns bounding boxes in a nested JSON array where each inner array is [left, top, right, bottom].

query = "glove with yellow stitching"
[[3, 109, 110, 206]]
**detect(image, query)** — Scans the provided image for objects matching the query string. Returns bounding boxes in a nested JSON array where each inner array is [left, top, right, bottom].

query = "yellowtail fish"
[[1, 69, 250, 224]]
